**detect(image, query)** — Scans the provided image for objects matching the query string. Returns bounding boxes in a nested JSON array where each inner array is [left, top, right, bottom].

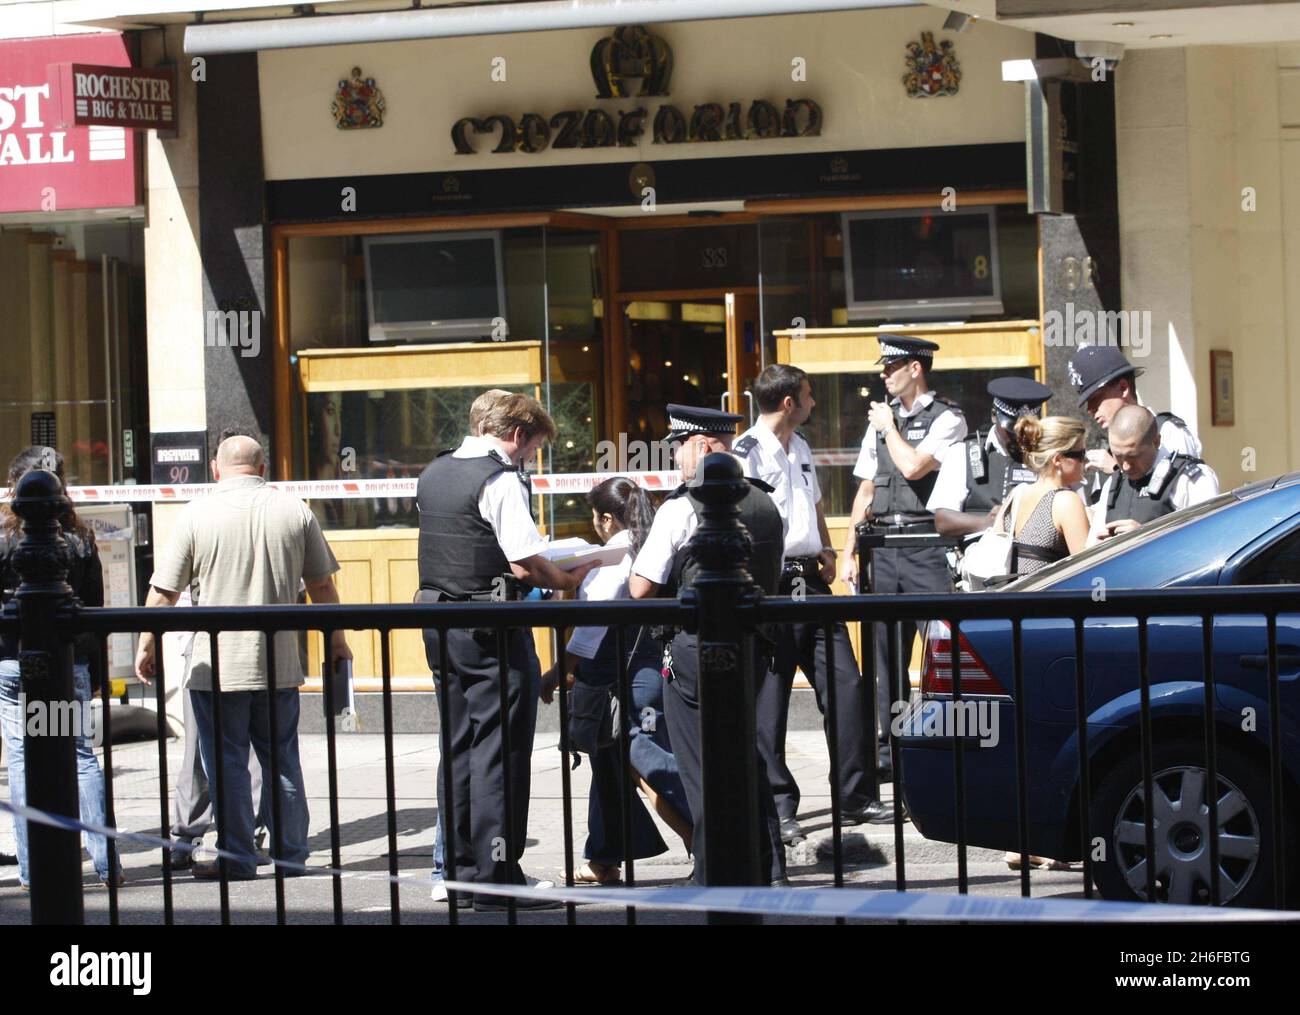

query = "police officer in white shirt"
[[629, 404, 789, 886], [734, 365, 888, 842], [1068, 343, 1208, 490], [1087, 404, 1220, 545], [417, 391, 595, 911], [931, 377, 1053, 540], [839, 335, 966, 778]]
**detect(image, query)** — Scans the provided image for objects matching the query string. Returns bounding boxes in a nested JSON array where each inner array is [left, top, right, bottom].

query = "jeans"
[[0, 658, 115, 885], [189, 688, 310, 878]]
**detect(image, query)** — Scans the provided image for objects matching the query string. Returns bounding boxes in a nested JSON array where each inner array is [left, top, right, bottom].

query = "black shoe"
[[448, 891, 474, 910], [877, 766, 894, 784], [169, 839, 201, 870], [770, 876, 792, 888], [0, 852, 17, 866], [839, 800, 895, 825], [472, 893, 563, 912], [779, 816, 805, 844]]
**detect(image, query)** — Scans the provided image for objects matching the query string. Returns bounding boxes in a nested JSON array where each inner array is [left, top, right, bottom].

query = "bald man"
[[1088, 405, 1219, 544], [137, 433, 351, 880]]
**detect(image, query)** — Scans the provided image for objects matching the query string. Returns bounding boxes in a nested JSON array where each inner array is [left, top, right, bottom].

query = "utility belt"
[[414, 574, 526, 604], [781, 555, 822, 577], [867, 512, 937, 534]]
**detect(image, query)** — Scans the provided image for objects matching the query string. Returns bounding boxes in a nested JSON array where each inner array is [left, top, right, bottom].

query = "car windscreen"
[[999, 493, 1237, 591]]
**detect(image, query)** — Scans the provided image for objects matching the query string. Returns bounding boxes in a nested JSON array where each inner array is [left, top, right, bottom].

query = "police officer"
[[418, 390, 595, 911], [628, 404, 789, 886], [839, 335, 966, 778], [734, 365, 888, 843], [1068, 343, 1214, 490], [931, 377, 1053, 539], [1087, 404, 1219, 544]]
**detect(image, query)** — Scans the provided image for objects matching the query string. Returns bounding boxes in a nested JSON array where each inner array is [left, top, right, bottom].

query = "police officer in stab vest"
[[840, 335, 967, 779], [734, 365, 889, 844], [931, 377, 1053, 540], [628, 404, 789, 886], [1087, 404, 1219, 545], [417, 391, 596, 911]]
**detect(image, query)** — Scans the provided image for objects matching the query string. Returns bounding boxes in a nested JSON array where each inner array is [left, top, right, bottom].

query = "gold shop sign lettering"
[[451, 25, 822, 155]]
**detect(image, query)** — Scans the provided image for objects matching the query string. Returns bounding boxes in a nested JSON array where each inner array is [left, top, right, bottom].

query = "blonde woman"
[[998, 415, 1089, 871], [1003, 415, 1091, 576]]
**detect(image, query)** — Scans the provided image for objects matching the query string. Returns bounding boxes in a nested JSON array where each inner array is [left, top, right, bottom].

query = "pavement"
[[0, 730, 1089, 925]]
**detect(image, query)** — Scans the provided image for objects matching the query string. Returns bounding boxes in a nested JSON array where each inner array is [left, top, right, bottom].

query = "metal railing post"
[[685, 453, 764, 916], [7, 469, 85, 924]]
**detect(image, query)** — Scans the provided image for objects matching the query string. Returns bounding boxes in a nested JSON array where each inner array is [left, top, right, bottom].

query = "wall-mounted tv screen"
[[364, 230, 506, 342], [842, 206, 1003, 322]]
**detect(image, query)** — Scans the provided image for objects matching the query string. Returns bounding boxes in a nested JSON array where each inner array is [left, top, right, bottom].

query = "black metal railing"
[[1, 461, 1296, 924]]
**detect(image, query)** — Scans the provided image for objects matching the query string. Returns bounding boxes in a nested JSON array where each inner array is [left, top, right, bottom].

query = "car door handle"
[[1238, 653, 1300, 669]]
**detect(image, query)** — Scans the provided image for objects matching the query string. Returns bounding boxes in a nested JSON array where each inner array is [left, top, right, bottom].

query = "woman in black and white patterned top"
[[1005, 415, 1092, 575]]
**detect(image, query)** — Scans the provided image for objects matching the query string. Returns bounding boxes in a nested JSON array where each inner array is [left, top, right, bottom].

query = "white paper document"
[[539, 537, 629, 570]]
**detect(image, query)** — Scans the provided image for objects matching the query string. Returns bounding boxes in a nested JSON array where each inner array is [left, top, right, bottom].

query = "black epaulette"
[[933, 394, 964, 414], [733, 434, 760, 456], [746, 477, 775, 494], [435, 448, 457, 458], [666, 483, 690, 500], [1155, 410, 1189, 431]]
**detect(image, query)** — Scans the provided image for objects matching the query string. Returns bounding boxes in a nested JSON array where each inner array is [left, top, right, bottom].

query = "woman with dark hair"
[[540, 477, 692, 885], [0, 446, 122, 889]]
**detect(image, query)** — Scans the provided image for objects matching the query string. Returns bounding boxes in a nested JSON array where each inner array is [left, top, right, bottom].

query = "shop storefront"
[[228, 9, 1045, 682]]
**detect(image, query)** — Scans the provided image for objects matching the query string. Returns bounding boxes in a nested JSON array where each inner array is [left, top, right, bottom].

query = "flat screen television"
[[364, 231, 506, 342], [841, 206, 1003, 322]]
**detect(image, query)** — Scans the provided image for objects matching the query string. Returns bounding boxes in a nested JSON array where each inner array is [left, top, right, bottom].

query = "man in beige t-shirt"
[[135, 435, 351, 879]]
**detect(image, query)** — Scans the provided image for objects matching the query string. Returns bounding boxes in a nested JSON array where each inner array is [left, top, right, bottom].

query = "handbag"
[[565, 628, 644, 755], [960, 486, 1025, 591]]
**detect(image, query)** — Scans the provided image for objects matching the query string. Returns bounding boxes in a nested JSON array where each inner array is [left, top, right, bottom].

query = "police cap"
[[1068, 343, 1144, 407], [664, 403, 744, 442], [988, 376, 1053, 429], [875, 334, 940, 365]]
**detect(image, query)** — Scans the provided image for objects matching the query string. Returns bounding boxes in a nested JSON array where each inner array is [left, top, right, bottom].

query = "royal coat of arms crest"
[[332, 66, 386, 129], [903, 32, 961, 98]]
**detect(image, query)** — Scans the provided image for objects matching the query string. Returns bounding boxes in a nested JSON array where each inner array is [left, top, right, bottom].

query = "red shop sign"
[[48, 63, 178, 135], [0, 34, 140, 214]]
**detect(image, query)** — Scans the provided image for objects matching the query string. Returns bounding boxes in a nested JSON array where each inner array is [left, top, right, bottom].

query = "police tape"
[[2, 796, 1296, 923], [0, 473, 684, 504]]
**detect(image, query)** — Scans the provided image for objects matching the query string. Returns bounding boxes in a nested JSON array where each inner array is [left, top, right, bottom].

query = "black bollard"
[[6, 469, 84, 924], [683, 452, 763, 922]]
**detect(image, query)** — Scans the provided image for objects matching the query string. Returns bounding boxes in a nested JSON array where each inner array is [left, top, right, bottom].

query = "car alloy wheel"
[[1112, 764, 1261, 905]]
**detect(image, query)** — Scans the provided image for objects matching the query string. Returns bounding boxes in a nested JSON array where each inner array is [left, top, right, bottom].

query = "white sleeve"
[[1159, 419, 1203, 459], [565, 561, 631, 659], [1088, 478, 1113, 540], [479, 471, 548, 562], [852, 426, 878, 481], [632, 499, 691, 586], [926, 447, 969, 513], [915, 409, 968, 462], [1173, 465, 1221, 508]]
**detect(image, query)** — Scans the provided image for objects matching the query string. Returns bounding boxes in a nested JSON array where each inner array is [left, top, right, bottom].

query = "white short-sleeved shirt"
[[926, 429, 1032, 514], [566, 530, 633, 660], [734, 420, 822, 558], [1089, 446, 1222, 541], [450, 435, 547, 562], [852, 391, 967, 482]]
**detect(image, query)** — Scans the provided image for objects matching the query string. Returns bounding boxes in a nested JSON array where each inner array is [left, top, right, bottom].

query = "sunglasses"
[[1060, 449, 1087, 460]]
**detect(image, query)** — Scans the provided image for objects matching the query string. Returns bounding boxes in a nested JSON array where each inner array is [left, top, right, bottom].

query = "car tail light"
[[921, 620, 1008, 696]]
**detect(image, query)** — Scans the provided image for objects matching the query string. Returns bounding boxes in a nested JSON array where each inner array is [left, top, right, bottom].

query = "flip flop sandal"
[[575, 862, 622, 886]]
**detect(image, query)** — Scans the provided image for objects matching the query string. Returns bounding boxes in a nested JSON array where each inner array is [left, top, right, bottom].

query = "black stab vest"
[[962, 431, 1036, 515], [664, 480, 784, 601], [1105, 453, 1203, 525], [871, 395, 962, 516], [417, 450, 523, 597]]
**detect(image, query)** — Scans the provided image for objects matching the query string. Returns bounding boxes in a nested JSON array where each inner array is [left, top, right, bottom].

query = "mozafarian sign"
[[48, 62, 178, 136], [452, 24, 822, 155]]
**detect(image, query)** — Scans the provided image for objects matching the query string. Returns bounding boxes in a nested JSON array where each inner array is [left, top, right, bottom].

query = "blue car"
[[899, 473, 1300, 907]]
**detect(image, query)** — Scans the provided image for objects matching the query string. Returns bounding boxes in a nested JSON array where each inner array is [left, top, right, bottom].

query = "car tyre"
[[1089, 739, 1289, 908]]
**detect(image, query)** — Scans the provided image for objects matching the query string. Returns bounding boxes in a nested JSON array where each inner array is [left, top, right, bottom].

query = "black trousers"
[[757, 571, 877, 820], [867, 544, 952, 763], [423, 626, 540, 885], [662, 630, 785, 885]]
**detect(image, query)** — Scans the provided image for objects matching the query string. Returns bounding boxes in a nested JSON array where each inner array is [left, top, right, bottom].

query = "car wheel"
[[1089, 740, 1280, 907]]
